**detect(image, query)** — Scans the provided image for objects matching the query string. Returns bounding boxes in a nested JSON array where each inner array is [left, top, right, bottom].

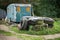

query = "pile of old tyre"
[[18, 17, 54, 31]]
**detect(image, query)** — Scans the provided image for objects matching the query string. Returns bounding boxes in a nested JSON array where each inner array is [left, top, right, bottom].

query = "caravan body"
[[7, 4, 32, 22]]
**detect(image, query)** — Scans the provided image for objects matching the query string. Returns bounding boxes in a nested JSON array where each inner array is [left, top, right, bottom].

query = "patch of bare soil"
[[0, 25, 22, 40], [42, 33, 60, 39], [0, 25, 10, 32], [0, 34, 21, 40]]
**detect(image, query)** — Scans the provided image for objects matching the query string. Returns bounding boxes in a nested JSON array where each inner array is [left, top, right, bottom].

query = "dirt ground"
[[0, 34, 21, 40], [0, 25, 60, 40], [0, 25, 22, 40], [0, 25, 10, 32]]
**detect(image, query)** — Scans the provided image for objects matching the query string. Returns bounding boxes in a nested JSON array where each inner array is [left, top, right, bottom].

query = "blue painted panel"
[[16, 7, 24, 22], [16, 6, 31, 22], [21, 6, 31, 20], [21, 6, 31, 16]]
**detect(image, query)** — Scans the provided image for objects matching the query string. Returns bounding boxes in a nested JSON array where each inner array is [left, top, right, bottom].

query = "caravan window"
[[26, 6, 30, 12], [16, 6, 21, 12]]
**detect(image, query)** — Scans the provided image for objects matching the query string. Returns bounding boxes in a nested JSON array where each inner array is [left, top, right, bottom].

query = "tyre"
[[22, 20, 29, 30], [18, 20, 28, 30], [48, 24, 53, 28]]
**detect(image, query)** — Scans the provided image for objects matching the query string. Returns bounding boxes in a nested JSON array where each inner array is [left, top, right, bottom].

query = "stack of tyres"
[[18, 20, 29, 30]]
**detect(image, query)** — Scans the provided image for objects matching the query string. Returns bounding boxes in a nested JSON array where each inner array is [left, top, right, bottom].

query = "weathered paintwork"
[[7, 4, 32, 22]]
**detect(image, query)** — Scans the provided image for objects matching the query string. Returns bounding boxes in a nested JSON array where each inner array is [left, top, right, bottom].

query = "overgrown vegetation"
[[0, 30, 12, 36], [33, 0, 57, 18], [11, 18, 60, 35]]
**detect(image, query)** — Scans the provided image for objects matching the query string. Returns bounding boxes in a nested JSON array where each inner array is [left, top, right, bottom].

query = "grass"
[[0, 30, 44, 40], [10, 19, 60, 35], [0, 30, 12, 36], [48, 38, 60, 40]]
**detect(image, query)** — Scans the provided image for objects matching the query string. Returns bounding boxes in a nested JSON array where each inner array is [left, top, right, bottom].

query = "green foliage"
[[33, 0, 57, 17]]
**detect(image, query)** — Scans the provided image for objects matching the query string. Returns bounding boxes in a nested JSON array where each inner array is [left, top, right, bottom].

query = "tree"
[[56, 0, 60, 18], [32, 0, 57, 18]]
